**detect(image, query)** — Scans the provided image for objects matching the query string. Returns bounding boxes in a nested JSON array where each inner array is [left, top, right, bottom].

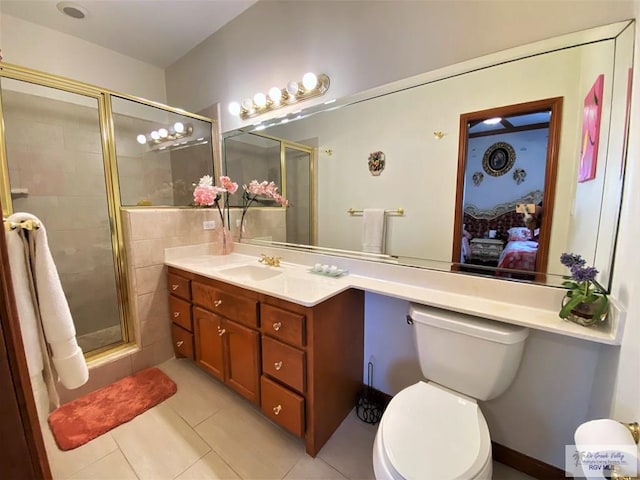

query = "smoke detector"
[[56, 2, 88, 19]]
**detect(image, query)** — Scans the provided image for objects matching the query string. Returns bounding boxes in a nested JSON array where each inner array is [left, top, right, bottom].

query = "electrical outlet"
[[202, 220, 216, 230]]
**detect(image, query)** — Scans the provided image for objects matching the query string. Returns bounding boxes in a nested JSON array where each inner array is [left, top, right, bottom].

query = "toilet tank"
[[409, 303, 529, 401]]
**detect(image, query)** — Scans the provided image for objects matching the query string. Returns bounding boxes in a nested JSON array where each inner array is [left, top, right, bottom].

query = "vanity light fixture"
[[228, 72, 330, 120], [483, 117, 502, 125], [136, 122, 193, 146]]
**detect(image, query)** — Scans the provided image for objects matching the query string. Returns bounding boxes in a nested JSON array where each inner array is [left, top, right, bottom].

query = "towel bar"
[[347, 207, 404, 216]]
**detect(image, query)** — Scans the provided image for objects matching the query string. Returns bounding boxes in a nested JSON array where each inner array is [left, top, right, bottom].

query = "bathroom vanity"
[[167, 264, 364, 457]]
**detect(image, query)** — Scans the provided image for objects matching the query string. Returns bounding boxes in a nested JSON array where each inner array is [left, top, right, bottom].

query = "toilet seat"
[[377, 381, 491, 479]]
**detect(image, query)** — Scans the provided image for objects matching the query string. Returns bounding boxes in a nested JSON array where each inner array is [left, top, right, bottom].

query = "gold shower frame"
[[0, 62, 217, 359]]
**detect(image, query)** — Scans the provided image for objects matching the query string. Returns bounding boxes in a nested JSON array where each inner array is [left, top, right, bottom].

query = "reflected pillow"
[[508, 227, 532, 241]]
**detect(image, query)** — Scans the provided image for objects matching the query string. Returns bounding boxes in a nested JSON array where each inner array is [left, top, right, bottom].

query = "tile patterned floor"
[[43, 358, 536, 480]]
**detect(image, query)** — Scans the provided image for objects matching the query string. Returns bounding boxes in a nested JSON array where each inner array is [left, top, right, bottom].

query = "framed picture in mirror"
[[482, 142, 516, 176]]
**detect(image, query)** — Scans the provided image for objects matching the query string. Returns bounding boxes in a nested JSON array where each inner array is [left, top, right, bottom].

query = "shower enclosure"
[[0, 64, 216, 354]]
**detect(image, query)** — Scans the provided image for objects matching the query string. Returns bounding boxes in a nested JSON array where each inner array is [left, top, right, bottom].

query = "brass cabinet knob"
[[217, 326, 226, 336], [214, 299, 223, 307], [272, 321, 282, 331], [171, 284, 179, 291], [274, 361, 283, 371], [273, 404, 282, 415], [173, 312, 180, 318], [176, 341, 184, 347]]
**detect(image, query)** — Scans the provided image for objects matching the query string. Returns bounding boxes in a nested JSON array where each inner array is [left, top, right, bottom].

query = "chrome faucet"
[[259, 254, 282, 267]]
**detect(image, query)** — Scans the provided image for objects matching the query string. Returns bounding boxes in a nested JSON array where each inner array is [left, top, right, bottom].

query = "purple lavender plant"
[[559, 252, 608, 321]]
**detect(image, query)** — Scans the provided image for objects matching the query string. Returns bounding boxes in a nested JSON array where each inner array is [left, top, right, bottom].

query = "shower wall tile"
[[135, 264, 165, 295], [63, 127, 103, 155], [74, 151, 107, 176]]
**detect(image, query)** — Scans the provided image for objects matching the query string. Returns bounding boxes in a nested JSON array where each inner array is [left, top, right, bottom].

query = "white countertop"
[[165, 243, 625, 346]]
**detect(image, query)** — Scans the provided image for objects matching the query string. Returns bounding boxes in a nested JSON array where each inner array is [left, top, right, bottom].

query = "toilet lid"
[[380, 382, 490, 480]]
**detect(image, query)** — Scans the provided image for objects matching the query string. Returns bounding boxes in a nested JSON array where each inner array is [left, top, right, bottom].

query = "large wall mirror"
[[222, 20, 634, 291]]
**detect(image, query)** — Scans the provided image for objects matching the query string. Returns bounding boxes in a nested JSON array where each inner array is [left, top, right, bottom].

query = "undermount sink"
[[218, 264, 283, 281]]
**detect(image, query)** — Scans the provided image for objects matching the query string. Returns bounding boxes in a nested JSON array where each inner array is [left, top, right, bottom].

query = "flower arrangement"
[[239, 180, 288, 239], [559, 253, 608, 324], [193, 174, 238, 228]]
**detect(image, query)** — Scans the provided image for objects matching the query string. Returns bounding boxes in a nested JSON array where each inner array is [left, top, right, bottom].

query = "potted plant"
[[559, 253, 608, 326]]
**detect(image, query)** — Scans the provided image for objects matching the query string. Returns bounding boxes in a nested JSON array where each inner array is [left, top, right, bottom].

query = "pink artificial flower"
[[219, 176, 238, 194], [193, 184, 217, 206]]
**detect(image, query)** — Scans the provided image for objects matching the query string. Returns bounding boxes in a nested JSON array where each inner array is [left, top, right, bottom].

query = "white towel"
[[6, 212, 88, 395], [361, 209, 386, 254]]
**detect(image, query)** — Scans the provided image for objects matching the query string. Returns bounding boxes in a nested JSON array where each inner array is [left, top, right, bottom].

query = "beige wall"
[[1, 14, 166, 103]]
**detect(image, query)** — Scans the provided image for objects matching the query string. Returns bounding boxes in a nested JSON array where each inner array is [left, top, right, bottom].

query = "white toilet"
[[373, 303, 529, 480]]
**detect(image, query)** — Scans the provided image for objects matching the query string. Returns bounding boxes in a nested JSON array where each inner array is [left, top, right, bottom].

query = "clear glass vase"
[[218, 228, 233, 255], [561, 294, 608, 327]]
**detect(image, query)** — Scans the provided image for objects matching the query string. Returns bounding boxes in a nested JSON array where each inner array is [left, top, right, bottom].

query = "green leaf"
[[592, 295, 608, 321], [559, 294, 587, 319]]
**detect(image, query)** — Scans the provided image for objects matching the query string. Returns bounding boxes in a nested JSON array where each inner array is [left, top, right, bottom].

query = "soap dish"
[[308, 267, 349, 278]]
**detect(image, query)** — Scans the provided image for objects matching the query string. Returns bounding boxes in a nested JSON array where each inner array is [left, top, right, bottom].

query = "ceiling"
[[0, 0, 257, 68]]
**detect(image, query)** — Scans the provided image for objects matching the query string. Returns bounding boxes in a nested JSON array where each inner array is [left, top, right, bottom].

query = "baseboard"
[[492, 442, 566, 479], [362, 384, 566, 480]]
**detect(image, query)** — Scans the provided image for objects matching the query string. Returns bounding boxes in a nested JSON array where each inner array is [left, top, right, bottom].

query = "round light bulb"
[[241, 98, 254, 111], [286, 80, 299, 96], [158, 128, 168, 138], [173, 122, 185, 133], [228, 102, 241, 116], [136, 134, 147, 144], [302, 72, 318, 91], [254, 92, 267, 108], [150, 130, 160, 140], [268, 87, 282, 104]]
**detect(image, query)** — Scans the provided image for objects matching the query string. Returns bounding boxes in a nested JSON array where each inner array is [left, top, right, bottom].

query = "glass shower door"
[[0, 78, 123, 352]]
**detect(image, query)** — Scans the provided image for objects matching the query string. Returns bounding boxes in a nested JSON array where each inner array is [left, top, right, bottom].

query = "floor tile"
[[317, 410, 377, 480], [175, 451, 241, 479], [284, 455, 348, 480], [195, 400, 305, 479], [42, 424, 119, 480], [158, 358, 237, 427], [111, 402, 210, 480], [493, 461, 537, 480], [68, 450, 138, 479]]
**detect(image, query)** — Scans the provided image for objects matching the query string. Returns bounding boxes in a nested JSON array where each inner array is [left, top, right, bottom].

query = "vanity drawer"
[[171, 323, 194, 359], [192, 282, 258, 328], [169, 295, 192, 331], [262, 336, 305, 393], [261, 304, 306, 348], [261, 375, 304, 437], [167, 273, 191, 301]]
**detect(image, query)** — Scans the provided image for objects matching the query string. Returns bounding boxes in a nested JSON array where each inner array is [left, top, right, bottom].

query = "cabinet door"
[[224, 319, 260, 405], [193, 307, 225, 381]]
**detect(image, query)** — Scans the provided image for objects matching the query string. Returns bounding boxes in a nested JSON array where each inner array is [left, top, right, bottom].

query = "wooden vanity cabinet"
[[260, 290, 364, 457], [190, 275, 261, 405], [192, 306, 261, 403], [166, 266, 365, 458], [167, 271, 194, 359]]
